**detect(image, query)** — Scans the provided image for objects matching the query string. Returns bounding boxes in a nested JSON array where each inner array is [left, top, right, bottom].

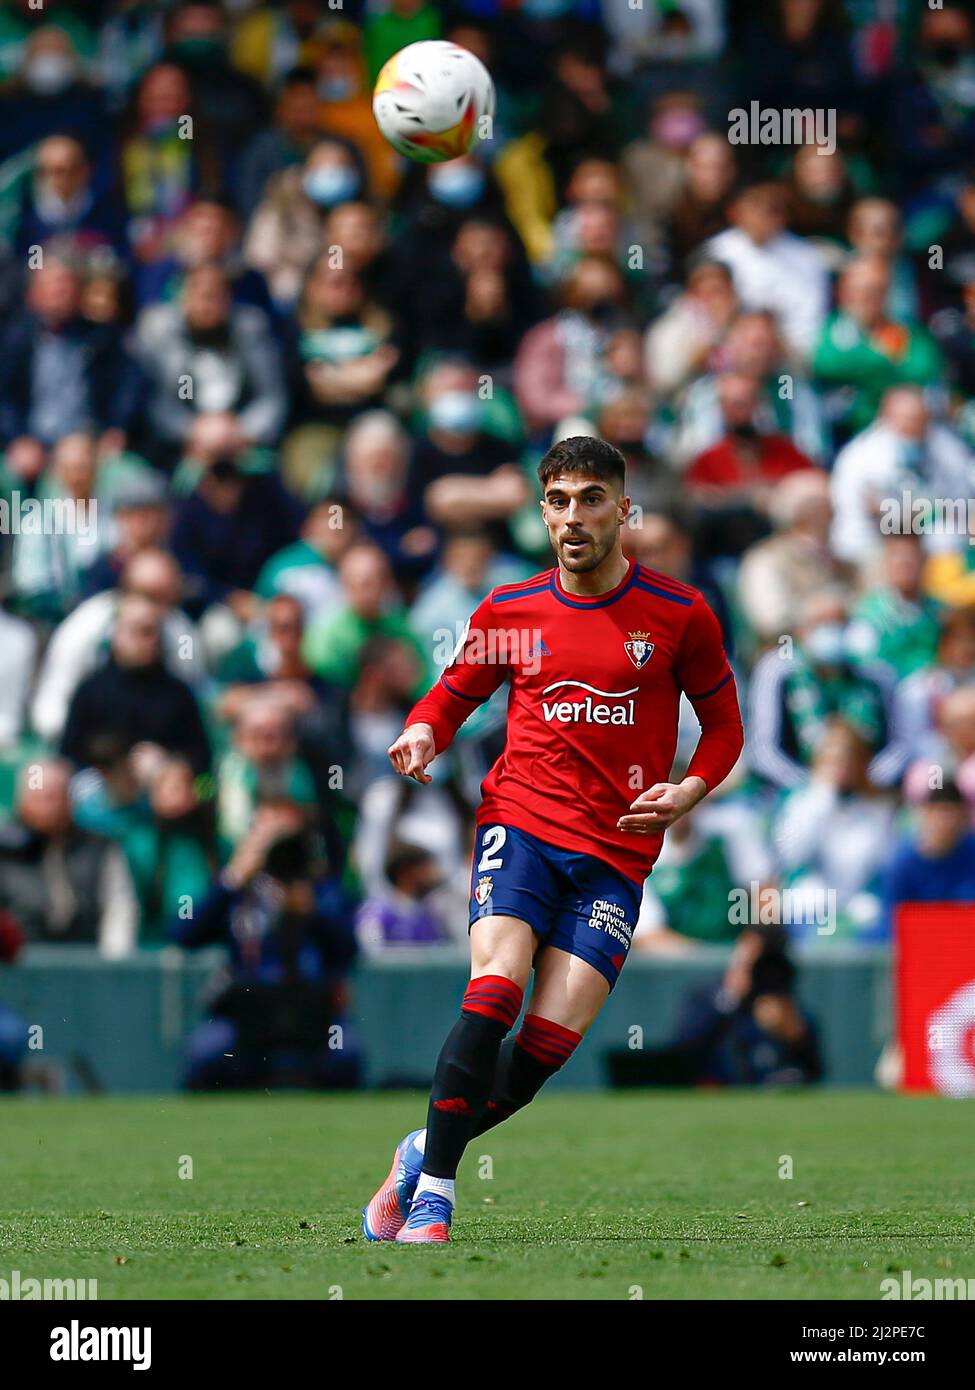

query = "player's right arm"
[[387, 721, 437, 784], [388, 594, 509, 783]]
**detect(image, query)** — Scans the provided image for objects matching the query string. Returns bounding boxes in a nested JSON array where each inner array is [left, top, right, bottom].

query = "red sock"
[[471, 1014, 582, 1137]]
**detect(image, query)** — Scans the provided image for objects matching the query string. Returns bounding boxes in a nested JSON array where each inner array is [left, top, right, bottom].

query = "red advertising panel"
[[896, 904, 975, 1095]]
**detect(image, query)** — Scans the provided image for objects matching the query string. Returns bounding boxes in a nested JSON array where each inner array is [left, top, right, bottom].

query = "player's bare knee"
[[470, 914, 535, 987]]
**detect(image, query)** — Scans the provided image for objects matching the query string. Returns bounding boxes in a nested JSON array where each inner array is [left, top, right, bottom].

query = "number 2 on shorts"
[[477, 825, 507, 871]]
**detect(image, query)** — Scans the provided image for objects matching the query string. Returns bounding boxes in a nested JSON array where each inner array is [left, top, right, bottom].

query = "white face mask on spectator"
[[805, 623, 848, 666], [428, 391, 481, 435], [302, 165, 361, 208], [24, 53, 76, 96], [427, 163, 485, 208]]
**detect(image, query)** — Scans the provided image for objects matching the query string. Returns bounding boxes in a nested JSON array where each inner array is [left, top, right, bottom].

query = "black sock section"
[[421, 1010, 511, 1179], [470, 1036, 556, 1138], [471, 1014, 583, 1138]]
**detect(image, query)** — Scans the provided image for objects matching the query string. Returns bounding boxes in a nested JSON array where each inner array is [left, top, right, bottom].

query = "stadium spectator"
[[353, 719, 471, 906], [614, 95, 700, 243], [408, 214, 539, 366], [902, 685, 975, 820], [391, 156, 517, 352], [845, 533, 942, 682], [245, 136, 368, 306], [0, 253, 144, 462], [302, 541, 429, 693], [890, 605, 975, 770], [514, 254, 629, 437], [13, 134, 126, 260], [414, 360, 529, 534], [845, 199, 919, 324], [829, 387, 975, 569], [215, 593, 349, 790], [812, 256, 944, 441], [593, 386, 661, 499], [283, 252, 399, 487], [622, 503, 733, 650], [231, 2, 325, 90], [169, 422, 303, 622], [218, 592, 313, 691], [314, 20, 401, 202], [890, 4, 975, 198], [703, 179, 829, 362], [10, 431, 103, 623], [133, 196, 274, 319], [685, 370, 818, 557], [173, 812, 359, 1091], [161, 1, 267, 153], [643, 927, 823, 1086], [0, 759, 136, 955], [355, 841, 455, 955], [747, 589, 899, 791], [338, 411, 436, 581], [235, 65, 323, 220], [740, 0, 859, 118], [671, 308, 828, 467], [254, 496, 351, 621], [135, 261, 286, 466], [545, 159, 644, 299], [659, 131, 737, 276], [216, 693, 317, 847], [60, 592, 211, 775], [773, 718, 897, 941], [880, 781, 975, 939], [31, 548, 203, 745], [643, 256, 738, 400], [118, 61, 220, 263], [0, 23, 109, 169], [632, 802, 738, 950], [125, 754, 219, 944], [80, 469, 172, 600], [923, 501, 975, 608], [346, 634, 427, 789], [537, 36, 623, 196], [738, 471, 853, 647], [322, 199, 391, 297], [409, 527, 532, 654], [784, 144, 855, 248]]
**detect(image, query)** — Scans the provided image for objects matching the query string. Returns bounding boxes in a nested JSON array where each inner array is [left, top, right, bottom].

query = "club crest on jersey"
[[624, 631, 655, 669], [474, 875, 494, 906]]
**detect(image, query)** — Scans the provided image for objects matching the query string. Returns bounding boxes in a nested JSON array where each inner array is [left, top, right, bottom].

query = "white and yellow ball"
[[372, 40, 495, 164]]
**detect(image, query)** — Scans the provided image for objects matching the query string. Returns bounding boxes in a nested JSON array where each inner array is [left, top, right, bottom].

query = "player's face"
[[540, 474, 629, 573]]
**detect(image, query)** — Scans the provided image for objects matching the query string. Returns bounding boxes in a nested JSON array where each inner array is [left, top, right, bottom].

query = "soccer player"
[[361, 437, 743, 1243]]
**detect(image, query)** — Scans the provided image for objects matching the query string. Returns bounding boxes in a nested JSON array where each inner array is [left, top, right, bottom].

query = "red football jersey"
[[407, 557, 743, 885]]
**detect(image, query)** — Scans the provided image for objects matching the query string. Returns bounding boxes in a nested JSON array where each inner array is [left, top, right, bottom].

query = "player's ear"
[[618, 493, 631, 525]]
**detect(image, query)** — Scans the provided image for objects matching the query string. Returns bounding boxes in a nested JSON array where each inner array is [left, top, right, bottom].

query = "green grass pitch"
[[1, 1091, 970, 1300]]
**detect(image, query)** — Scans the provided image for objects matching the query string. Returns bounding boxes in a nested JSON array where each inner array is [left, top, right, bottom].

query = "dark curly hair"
[[537, 436, 626, 491]]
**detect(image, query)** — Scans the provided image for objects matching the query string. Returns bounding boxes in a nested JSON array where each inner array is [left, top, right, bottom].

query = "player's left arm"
[[389, 593, 509, 783], [618, 594, 744, 835]]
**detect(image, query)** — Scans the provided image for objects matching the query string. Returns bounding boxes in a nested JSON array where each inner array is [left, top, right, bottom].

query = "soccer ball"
[[372, 40, 495, 164]]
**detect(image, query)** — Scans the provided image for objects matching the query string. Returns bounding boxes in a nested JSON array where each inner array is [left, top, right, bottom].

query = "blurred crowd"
[[2, 0, 975, 1086]]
